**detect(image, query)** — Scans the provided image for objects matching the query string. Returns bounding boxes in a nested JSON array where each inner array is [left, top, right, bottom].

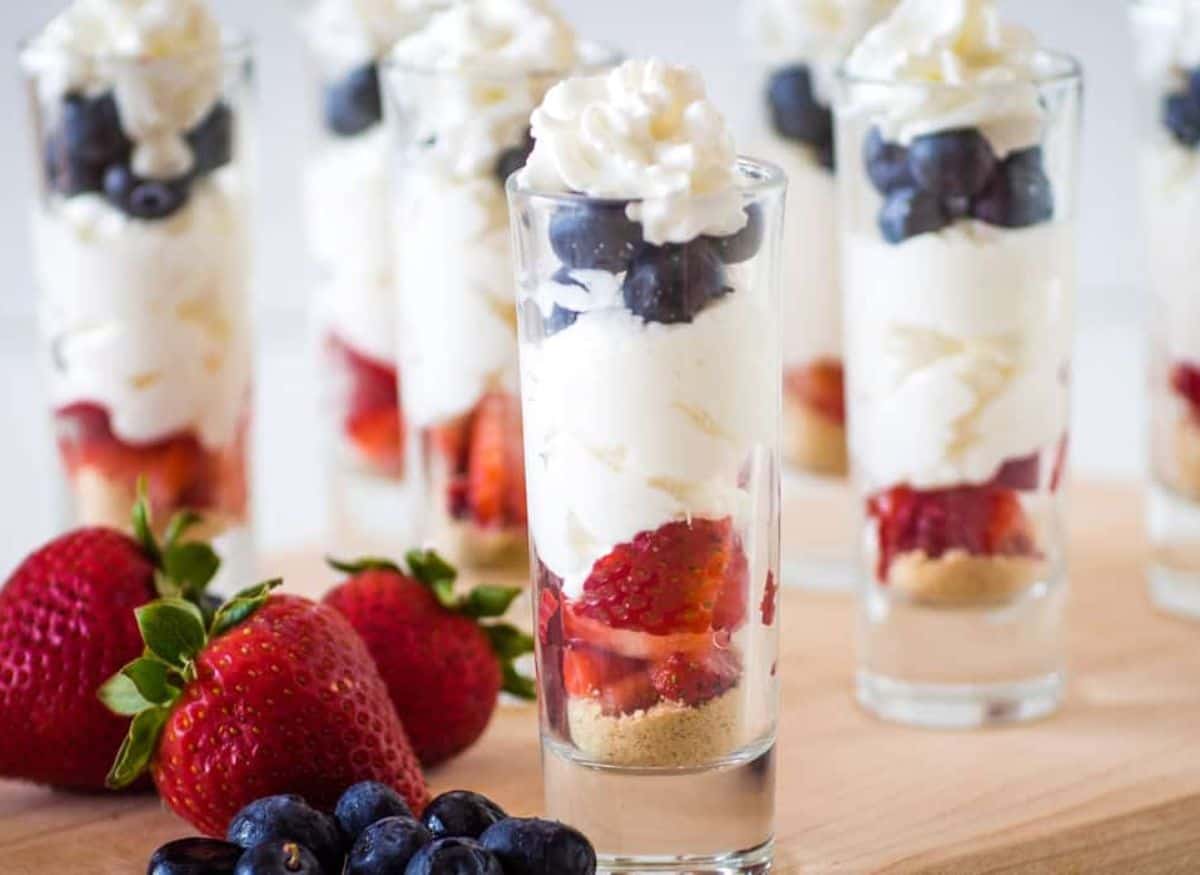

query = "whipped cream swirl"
[[23, 0, 224, 179], [845, 0, 1047, 156], [303, 0, 454, 71], [521, 59, 746, 245]]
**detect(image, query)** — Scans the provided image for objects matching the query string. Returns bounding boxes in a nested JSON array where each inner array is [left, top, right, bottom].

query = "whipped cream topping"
[[24, 0, 225, 179], [302, 0, 454, 72], [845, 0, 1047, 156], [391, 0, 578, 74], [520, 59, 747, 245], [744, 0, 897, 101], [34, 175, 252, 450]]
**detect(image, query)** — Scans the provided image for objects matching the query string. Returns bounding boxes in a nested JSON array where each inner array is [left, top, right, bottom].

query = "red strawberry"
[[563, 647, 657, 716], [563, 607, 714, 660], [323, 551, 535, 767], [650, 649, 741, 707], [328, 334, 405, 475], [104, 585, 428, 836], [574, 518, 748, 636], [0, 495, 224, 790], [467, 392, 527, 528], [1172, 361, 1200, 420], [785, 358, 846, 425]]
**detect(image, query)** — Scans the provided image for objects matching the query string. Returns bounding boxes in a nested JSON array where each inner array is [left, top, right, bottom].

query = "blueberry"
[[1188, 69, 1200, 105], [61, 92, 130, 166], [103, 164, 191, 220], [548, 202, 643, 273], [336, 781, 415, 844], [188, 102, 234, 176], [227, 795, 344, 874], [971, 146, 1054, 228], [495, 128, 535, 187], [421, 791, 507, 840], [766, 64, 833, 155], [325, 63, 383, 137], [864, 128, 914, 195], [405, 837, 503, 875], [44, 133, 105, 196], [907, 128, 997, 198], [878, 188, 951, 244], [1164, 92, 1200, 148], [234, 841, 322, 875], [346, 816, 432, 874], [622, 240, 730, 324], [479, 818, 597, 875], [706, 204, 763, 265], [148, 837, 243, 875]]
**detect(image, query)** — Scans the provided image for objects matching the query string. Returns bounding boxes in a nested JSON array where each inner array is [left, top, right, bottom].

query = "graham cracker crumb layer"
[[888, 549, 1045, 607], [783, 397, 848, 478]]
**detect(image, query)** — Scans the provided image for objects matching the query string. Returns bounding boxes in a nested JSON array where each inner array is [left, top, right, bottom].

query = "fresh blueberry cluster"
[[1163, 69, 1200, 148], [147, 784, 597, 875], [44, 92, 233, 220], [542, 202, 762, 332], [766, 64, 834, 171], [325, 63, 383, 137], [865, 126, 1054, 245]]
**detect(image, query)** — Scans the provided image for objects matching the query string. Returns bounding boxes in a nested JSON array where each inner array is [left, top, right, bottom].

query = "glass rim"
[[16, 29, 254, 74], [381, 39, 620, 83], [835, 47, 1083, 92], [506, 156, 788, 208]]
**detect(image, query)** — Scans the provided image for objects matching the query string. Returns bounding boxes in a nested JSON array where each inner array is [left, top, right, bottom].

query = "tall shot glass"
[[22, 36, 256, 592], [509, 160, 785, 872], [1131, 0, 1200, 619], [836, 57, 1082, 728]]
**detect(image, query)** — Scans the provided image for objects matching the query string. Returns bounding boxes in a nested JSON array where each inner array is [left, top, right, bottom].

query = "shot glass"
[[22, 36, 256, 592], [510, 160, 784, 872], [836, 56, 1082, 727], [296, 2, 422, 556], [1131, 0, 1200, 619]]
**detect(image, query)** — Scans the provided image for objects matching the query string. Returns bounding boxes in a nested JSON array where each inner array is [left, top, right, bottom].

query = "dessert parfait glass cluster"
[[836, 0, 1082, 727], [510, 60, 784, 871], [1131, 0, 1200, 620], [296, 0, 451, 554], [22, 0, 255, 591], [743, 0, 897, 590], [383, 0, 596, 574]]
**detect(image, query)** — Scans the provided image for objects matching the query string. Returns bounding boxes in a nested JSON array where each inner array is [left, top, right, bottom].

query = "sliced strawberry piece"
[[575, 518, 746, 636], [563, 646, 657, 716], [760, 570, 778, 628], [327, 334, 404, 474], [563, 606, 713, 661], [467, 393, 510, 527], [538, 585, 561, 647], [1171, 361, 1200, 421], [712, 537, 749, 633], [650, 649, 741, 707], [785, 358, 846, 425], [347, 408, 404, 473]]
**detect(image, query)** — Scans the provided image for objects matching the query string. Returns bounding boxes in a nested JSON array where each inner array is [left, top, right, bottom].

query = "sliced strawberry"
[[760, 570, 778, 628], [785, 358, 845, 425], [575, 518, 746, 636], [712, 537, 749, 633], [1171, 361, 1200, 420], [347, 408, 405, 474], [563, 606, 713, 661], [563, 647, 657, 716], [650, 649, 741, 707], [327, 334, 404, 474], [538, 585, 561, 647], [467, 393, 509, 527]]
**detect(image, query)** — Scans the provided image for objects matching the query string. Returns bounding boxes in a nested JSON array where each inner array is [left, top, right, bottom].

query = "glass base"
[[543, 737, 775, 871], [856, 671, 1064, 729], [1148, 483, 1200, 620]]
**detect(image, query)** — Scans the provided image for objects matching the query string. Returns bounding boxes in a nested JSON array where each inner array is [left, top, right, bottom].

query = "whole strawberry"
[[103, 584, 429, 836], [0, 496, 222, 790], [324, 551, 535, 767]]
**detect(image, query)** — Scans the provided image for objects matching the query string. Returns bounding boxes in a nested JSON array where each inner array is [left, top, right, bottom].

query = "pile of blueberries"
[[863, 126, 1055, 245], [1163, 69, 1200, 148], [766, 64, 835, 171], [147, 783, 596, 875], [541, 201, 763, 333], [44, 91, 233, 220]]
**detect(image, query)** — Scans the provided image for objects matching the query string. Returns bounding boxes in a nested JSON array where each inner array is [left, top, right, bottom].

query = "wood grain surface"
[[1, 482, 1198, 873]]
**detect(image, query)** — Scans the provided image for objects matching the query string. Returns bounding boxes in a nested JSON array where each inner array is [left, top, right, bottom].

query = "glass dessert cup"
[[1132, 0, 1200, 620], [295, 2, 421, 556], [509, 160, 785, 873], [836, 56, 1082, 728], [23, 37, 256, 594]]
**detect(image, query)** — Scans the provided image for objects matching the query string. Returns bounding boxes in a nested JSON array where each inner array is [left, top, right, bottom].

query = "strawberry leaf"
[[327, 556, 402, 575], [136, 599, 207, 670], [405, 549, 457, 589], [461, 585, 522, 619], [98, 672, 152, 716], [106, 706, 170, 790], [500, 663, 537, 701], [483, 623, 535, 661], [163, 510, 203, 550], [430, 578, 459, 611], [210, 579, 282, 638], [121, 657, 180, 705], [162, 542, 221, 599], [130, 479, 161, 565]]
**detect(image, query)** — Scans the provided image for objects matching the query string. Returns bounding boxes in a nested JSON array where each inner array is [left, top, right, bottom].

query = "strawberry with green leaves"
[[0, 493, 222, 791], [102, 581, 428, 837], [324, 551, 535, 767]]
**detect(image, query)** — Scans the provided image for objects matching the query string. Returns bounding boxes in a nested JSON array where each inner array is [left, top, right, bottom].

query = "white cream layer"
[[1141, 144, 1200, 364]]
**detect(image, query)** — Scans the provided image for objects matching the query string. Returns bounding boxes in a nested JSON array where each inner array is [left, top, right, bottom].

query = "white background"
[[0, 1, 1146, 568]]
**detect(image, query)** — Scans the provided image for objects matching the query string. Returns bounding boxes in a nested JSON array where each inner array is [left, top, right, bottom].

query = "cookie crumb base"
[[888, 549, 1044, 607]]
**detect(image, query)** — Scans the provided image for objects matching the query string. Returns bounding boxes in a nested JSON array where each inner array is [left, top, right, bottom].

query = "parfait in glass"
[[511, 60, 783, 871], [22, 0, 254, 590], [836, 0, 1081, 727]]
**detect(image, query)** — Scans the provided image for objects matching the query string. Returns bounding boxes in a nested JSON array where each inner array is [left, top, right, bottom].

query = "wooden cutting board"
[[1, 482, 1199, 874]]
